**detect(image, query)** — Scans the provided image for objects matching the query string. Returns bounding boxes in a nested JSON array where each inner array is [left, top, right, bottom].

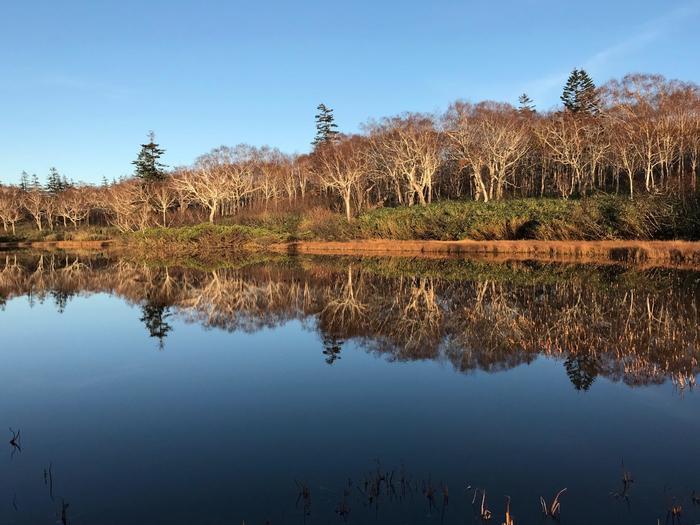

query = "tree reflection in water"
[[1, 252, 699, 390], [140, 298, 173, 350]]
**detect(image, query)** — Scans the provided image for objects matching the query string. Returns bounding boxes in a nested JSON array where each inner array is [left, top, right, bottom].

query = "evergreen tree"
[[132, 131, 167, 182], [19, 171, 30, 191], [561, 68, 599, 115], [312, 103, 339, 147], [46, 167, 64, 194], [518, 93, 536, 115], [30, 174, 42, 190]]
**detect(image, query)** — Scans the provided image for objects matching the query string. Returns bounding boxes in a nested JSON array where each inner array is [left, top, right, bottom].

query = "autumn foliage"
[[1, 73, 699, 238]]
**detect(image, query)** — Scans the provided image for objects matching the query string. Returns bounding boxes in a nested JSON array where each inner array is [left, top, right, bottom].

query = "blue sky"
[[2, 0, 699, 183]]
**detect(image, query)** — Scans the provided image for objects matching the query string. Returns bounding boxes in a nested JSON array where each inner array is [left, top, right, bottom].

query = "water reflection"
[[1, 251, 698, 391]]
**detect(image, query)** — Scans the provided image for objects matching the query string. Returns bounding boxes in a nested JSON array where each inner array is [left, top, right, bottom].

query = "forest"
[[1, 71, 700, 242]]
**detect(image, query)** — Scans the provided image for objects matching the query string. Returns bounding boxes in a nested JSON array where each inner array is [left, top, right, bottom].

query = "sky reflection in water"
[[0, 252, 699, 524]]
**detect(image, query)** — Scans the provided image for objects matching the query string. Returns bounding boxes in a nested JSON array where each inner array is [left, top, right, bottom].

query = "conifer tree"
[[312, 103, 340, 147], [132, 131, 167, 182], [19, 171, 30, 191], [577, 70, 600, 115], [46, 167, 64, 194], [518, 93, 536, 115], [561, 69, 599, 115], [30, 174, 41, 190]]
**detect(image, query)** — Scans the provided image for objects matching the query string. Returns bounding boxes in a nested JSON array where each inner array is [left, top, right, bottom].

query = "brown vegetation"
[[1, 73, 699, 238]]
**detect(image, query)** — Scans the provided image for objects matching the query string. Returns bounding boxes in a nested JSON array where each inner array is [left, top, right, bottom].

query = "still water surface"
[[0, 252, 699, 524]]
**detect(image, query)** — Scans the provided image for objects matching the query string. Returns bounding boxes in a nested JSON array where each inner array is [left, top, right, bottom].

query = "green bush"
[[344, 195, 700, 241]]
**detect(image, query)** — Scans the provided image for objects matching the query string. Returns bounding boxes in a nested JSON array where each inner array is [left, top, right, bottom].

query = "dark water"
[[0, 252, 699, 524]]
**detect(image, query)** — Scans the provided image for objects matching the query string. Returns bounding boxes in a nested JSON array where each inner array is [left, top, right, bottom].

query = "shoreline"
[[270, 239, 700, 266], [4, 238, 700, 268]]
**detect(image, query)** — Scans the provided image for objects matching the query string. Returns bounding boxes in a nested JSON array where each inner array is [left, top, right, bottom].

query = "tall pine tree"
[[132, 131, 167, 182], [561, 69, 599, 115], [518, 93, 536, 115], [46, 167, 65, 194], [312, 103, 339, 147], [19, 171, 30, 191], [30, 174, 42, 190]]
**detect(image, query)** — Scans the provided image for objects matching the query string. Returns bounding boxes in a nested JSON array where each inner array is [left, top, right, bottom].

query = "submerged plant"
[[611, 460, 634, 503], [9, 427, 21, 456], [295, 480, 311, 517], [471, 488, 492, 521], [60, 499, 70, 525], [666, 501, 682, 524], [44, 463, 54, 500], [334, 488, 351, 522], [502, 495, 514, 525], [540, 488, 567, 519], [422, 478, 437, 513]]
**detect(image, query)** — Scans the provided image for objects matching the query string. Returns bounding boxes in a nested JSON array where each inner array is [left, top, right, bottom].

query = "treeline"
[[1, 72, 700, 234]]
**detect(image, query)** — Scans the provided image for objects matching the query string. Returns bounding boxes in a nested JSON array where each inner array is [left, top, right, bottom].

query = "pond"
[[0, 251, 699, 524]]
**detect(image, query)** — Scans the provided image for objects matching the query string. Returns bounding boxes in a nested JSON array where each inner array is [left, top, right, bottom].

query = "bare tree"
[[0, 187, 23, 235], [313, 136, 370, 220], [57, 187, 91, 228], [147, 179, 178, 227], [22, 189, 46, 231], [367, 114, 441, 206]]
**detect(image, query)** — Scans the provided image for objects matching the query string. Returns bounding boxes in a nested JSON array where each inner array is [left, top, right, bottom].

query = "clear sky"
[[2, 0, 699, 184]]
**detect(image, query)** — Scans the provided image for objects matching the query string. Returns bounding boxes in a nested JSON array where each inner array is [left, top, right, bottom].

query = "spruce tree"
[[19, 171, 30, 191], [312, 103, 339, 147], [518, 93, 536, 115], [132, 131, 166, 182], [577, 70, 600, 115], [46, 167, 64, 194], [30, 174, 41, 190], [561, 69, 599, 115]]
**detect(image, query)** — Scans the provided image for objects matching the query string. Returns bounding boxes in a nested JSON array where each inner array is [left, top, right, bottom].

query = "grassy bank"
[[0, 224, 114, 244], [274, 195, 700, 241], [5, 196, 700, 258], [106, 195, 700, 265], [124, 223, 287, 256]]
